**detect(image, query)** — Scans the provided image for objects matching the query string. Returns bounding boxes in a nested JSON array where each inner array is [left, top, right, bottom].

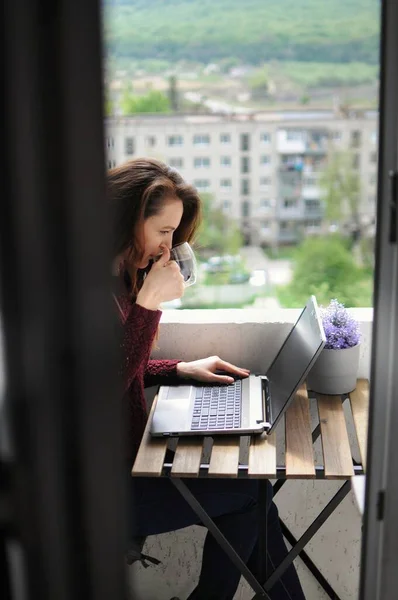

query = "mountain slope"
[[103, 0, 380, 65]]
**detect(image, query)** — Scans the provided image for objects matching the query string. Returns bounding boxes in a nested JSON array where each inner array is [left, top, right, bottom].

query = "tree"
[[195, 194, 243, 257], [319, 149, 376, 266], [104, 97, 114, 116], [168, 75, 179, 112], [319, 150, 361, 236], [121, 88, 171, 115], [277, 236, 373, 308], [248, 65, 270, 100]]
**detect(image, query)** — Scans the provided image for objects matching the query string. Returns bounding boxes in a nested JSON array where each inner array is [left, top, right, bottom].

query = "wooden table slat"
[[132, 396, 168, 477], [171, 438, 203, 477], [285, 385, 315, 478], [248, 432, 277, 478], [317, 394, 354, 478], [349, 379, 369, 472], [208, 437, 240, 477]]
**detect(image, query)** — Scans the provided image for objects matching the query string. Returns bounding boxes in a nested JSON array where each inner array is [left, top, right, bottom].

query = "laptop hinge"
[[258, 376, 271, 425]]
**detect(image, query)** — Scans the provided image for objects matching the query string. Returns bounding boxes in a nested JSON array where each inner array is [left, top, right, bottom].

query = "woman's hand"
[[136, 245, 185, 310], [176, 356, 250, 385]]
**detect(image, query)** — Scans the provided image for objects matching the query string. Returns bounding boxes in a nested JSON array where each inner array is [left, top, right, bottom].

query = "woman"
[[109, 158, 306, 600]]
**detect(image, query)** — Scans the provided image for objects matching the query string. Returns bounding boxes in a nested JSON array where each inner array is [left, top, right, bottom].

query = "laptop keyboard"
[[191, 380, 242, 431]]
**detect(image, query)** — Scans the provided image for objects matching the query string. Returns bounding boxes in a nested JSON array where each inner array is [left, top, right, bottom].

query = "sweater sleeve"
[[120, 302, 162, 391], [144, 359, 181, 388]]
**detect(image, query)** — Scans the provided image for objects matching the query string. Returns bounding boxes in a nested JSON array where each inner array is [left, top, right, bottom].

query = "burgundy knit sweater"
[[115, 293, 180, 462]]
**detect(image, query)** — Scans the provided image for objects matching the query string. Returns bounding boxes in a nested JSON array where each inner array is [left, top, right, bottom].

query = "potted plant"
[[307, 299, 361, 395]]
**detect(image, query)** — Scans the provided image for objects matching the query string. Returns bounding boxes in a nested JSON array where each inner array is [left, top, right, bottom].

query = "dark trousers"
[[129, 476, 306, 600]]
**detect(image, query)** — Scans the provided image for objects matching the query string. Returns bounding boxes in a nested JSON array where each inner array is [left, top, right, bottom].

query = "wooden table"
[[132, 379, 369, 600]]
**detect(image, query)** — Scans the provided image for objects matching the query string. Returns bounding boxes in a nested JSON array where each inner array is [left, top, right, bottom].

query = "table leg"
[[170, 477, 271, 599]]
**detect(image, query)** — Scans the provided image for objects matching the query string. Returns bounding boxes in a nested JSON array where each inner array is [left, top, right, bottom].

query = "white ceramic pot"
[[306, 344, 360, 395]]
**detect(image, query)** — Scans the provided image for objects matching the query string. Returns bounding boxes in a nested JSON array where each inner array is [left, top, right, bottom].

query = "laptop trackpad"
[[152, 398, 190, 435], [166, 386, 192, 400]]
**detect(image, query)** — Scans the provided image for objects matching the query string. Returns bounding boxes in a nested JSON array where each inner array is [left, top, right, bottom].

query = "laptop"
[[150, 296, 326, 437]]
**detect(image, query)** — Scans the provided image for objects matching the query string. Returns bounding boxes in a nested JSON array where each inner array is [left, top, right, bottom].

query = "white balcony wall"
[[302, 185, 321, 200], [277, 130, 306, 154]]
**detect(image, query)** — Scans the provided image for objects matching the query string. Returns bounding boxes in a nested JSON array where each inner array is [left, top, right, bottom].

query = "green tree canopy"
[[277, 236, 373, 308], [319, 150, 361, 226], [195, 194, 243, 257], [248, 65, 270, 99], [121, 89, 171, 114]]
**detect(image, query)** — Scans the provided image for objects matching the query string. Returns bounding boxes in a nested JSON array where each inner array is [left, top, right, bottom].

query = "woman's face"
[[137, 196, 184, 269]]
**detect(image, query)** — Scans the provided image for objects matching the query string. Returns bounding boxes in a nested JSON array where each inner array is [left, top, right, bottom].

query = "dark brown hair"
[[108, 157, 201, 297]]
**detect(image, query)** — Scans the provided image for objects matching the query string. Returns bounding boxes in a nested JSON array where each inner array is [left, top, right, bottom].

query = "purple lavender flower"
[[321, 299, 361, 350]]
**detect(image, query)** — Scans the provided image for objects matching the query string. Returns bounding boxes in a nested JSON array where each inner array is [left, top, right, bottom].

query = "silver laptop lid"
[[266, 296, 326, 431]]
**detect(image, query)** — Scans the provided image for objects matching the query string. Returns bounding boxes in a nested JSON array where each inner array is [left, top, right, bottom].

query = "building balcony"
[[277, 207, 303, 221], [277, 131, 306, 154], [304, 138, 329, 154], [139, 308, 372, 598], [303, 206, 324, 219]]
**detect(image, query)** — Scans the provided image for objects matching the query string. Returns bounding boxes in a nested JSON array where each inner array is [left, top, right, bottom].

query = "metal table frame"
[[161, 403, 364, 600]]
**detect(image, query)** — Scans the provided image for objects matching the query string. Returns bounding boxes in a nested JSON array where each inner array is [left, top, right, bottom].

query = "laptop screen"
[[266, 296, 325, 427]]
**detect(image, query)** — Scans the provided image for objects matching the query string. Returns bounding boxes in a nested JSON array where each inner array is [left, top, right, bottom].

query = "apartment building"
[[105, 110, 378, 246]]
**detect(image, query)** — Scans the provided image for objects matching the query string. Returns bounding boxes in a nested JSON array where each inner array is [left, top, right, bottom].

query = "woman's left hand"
[[176, 356, 250, 385]]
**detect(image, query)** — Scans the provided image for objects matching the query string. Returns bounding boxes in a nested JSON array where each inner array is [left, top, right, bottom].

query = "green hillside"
[[103, 0, 380, 65]]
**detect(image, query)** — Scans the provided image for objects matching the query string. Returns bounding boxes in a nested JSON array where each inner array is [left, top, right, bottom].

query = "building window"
[[240, 133, 250, 152], [370, 174, 377, 185], [125, 136, 135, 155], [260, 199, 271, 209], [194, 157, 211, 168], [194, 179, 210, 192], [370, 131, 378, 144], [220, 156, 231, 167], [350, 130, 361, 148], [220, 178, 232, 190], [286, 130, 303, 141], [241, 156, 250, 174], [352, 153, 360, 169], [241, 179, 250, 195], [305, 199, 320, 211], [261, 221, 270, 233], [260, 132, 271, 144], [260, 155, 271, 166], [169, 157, 184, 168], [241, 201, 250, 217], [193, 134, 210, 145], [370, 151, 377, 164], [222, 200, 231, 211], [167, 135, 183, 146], [260, 177, 271, 190], [106, 136, 114, 148], [283, 198, 297, 209], [147, 135, 156, 147], [220, 133, 231, 144]]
